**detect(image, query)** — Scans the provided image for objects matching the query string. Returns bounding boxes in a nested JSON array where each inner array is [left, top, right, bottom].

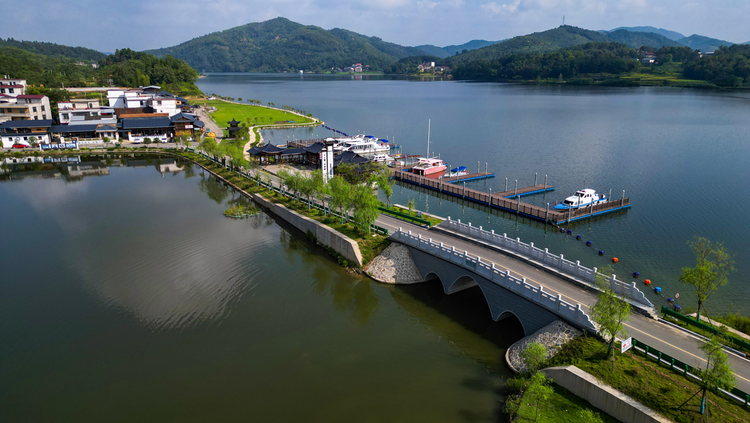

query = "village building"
[[0, 94, 52, 122], [0, 119, 53, 148], [0, 77, 27, 96]]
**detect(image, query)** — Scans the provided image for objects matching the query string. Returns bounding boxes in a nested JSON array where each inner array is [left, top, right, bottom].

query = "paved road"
[[373, 214, 750, 393]]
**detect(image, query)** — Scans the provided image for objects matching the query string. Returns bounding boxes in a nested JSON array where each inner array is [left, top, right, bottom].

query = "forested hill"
[[416, 40, 499, 58], [0, 38, 106, 62], [446, 26, 687, 66], [145, 17, 427, 72], [0, 46, 200, 96]]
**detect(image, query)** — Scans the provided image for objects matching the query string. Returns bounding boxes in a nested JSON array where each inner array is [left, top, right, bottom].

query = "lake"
[[0, 156, 521, 422], [199, 74, 750, 314]]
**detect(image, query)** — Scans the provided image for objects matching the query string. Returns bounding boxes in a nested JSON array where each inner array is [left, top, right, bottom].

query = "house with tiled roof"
[[0, 77, 27, 97], [0, 94, 51, 122]]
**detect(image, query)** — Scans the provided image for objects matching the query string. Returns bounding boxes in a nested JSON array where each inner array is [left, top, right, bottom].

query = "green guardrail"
[[379, 207, 432, 227], [661, 306, 750, 351], [632, 338, 750, 407]]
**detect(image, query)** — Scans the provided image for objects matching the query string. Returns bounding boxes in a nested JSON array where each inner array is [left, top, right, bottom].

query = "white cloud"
[[482, 0, 522, 15]]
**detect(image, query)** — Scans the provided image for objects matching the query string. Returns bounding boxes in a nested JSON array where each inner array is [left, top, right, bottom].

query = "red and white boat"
[[411, 158, 447, 176]]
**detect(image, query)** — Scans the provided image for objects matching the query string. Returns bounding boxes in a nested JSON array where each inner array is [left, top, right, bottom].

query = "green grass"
[[545, 336, 750, 423], [515, 382, 618, 423], [387, 205, 444, 226], [191, 98, 315, 127], [711, 314, 750, 337]]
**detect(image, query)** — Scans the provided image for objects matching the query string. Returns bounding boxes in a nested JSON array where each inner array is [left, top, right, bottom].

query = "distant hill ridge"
[[0, 38, 106, 62], [608, 26, 685, 41], [416, 40, 500, 58]]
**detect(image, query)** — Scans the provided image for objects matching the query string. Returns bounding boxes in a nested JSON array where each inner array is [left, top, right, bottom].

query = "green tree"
[[27, 136, 38, 147], [375, 172, 394, 207], [408, 198, 415, 216], [310, 169, 330, 215], [143, 137, 152, 144], [590, 266, 631, 367], [350, 183, 380, 234], [525, 371, 553, 422], [298, 174, 316, 208], [679, 237, 735, 322], [521, 342, 548, 374], [329, 176, 352, 224], [577, 409, 604, 423]]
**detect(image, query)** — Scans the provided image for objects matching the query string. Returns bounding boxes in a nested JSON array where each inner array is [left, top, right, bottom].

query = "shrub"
[[143, 138, 152, 144]]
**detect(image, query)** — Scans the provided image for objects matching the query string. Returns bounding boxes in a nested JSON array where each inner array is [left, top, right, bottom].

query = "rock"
[[506, 320, 582, 374], [365, 243, 422, 284]]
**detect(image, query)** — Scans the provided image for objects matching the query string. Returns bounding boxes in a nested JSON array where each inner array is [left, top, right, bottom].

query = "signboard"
[[184, 125, 193, 129], [320, 142, 334, 182], [41, 142, 78, 150], [621, 337, 633, 354]]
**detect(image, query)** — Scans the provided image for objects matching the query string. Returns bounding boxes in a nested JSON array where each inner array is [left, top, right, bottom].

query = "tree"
[[408, 198, 415, 216], [310, 169, 330, 215], [679, 236, 735, 322], [329, 176, 351, 224], [521, 342, 547, 374], [27, 136, 38, 147], [143, 137, 152, 144], [577, 409, 603, 423], [350, 183, 380, 234], [525, 371, 553, 422], [375, 172, 394, 207], [679, 336, 736, 419], [590, 266, 631, 368], [298, 174, 316, 209]]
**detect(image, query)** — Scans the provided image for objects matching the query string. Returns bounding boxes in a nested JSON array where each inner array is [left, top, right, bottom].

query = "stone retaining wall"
[[543, 365, 671, 423], [506, 320, 582, 374], [253, 194, 363, 267], [365, 243, 422, 284]]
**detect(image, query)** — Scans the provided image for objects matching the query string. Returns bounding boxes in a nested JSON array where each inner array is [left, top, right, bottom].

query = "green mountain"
[[447, 26, 612, 65], [606, 30, 683, 49], [0, 38, 106, 62], [609, 26, 685, 41], [447, 26, 689, 65], [416, 40, 499, 58], [678, 34, 734, 52], [146, 17, 426, 72]]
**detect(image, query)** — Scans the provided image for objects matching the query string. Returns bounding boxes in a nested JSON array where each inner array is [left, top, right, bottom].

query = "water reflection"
[[0, 154, 185, 182]]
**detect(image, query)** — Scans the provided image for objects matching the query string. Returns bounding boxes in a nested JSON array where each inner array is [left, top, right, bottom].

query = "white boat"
[[372, 153, 394, 163], [412, 158, 447, 176], [443, 166, 468, 178], [334, 134, 390, 155], [554, 189, 607, 210]]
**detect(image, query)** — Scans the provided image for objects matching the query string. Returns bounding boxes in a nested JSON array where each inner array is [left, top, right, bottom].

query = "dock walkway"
[[392, 170, 631, 225]]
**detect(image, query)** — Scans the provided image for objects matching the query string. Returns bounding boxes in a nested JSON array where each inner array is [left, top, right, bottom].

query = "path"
[[194, 106, 223, 143]]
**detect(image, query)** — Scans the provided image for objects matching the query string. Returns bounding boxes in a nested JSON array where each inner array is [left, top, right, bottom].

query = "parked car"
[[12, 144, 29, 149]]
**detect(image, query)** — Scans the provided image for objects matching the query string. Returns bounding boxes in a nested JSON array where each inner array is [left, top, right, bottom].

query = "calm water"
[[0, 156, 521, 422], [199, 74, 750, 315]]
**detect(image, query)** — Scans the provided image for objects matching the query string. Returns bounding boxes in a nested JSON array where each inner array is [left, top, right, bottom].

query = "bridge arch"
[[496, 310, 527, 336], [446, 275, 479, 294]]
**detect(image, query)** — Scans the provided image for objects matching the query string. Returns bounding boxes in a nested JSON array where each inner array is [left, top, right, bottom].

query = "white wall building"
[[0, 78, 27, 97], [0, 94, 51, 122]]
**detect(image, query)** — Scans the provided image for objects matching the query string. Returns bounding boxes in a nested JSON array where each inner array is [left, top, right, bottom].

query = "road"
[[373, 214, 750, 393]]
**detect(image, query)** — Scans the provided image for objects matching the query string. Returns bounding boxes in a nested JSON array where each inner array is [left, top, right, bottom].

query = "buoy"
[[674, 304, 682, 312], [654, 287, 662, 294], [612, 257, 619, 263], [667, 298, 674, 302], [560, 228, 565, 233], [576, 235, 582, 240], [598, 250, 604, 256], [586, 241, 592, 246], [633, 271, 640, 277], [567, 229, 572, 234], [644, 279, 651, 285]]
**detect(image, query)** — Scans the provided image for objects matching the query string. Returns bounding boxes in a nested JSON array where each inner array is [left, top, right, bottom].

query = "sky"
[[0, 0, 748, 52]]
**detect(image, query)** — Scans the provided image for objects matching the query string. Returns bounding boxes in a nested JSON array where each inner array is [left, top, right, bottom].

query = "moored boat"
[[443, 166, 468, 178], [554, 189, 607, 210], [412, 158, 447, 176]]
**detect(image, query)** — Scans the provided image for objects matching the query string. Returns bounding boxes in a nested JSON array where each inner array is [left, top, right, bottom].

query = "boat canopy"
[[451, 166, 467, 172]]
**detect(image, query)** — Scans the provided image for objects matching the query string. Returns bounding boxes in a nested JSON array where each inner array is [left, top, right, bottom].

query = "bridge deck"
[[373, 214, 750, 393]]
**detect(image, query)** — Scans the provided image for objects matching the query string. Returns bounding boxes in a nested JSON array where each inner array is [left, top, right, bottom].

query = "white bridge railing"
[[394, 228, 598, 333], [442, 218, 653, 308]]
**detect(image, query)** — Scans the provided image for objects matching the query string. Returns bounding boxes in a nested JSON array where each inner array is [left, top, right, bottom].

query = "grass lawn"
[[545, 336, 750, 423], [515, 382, 619, 423], [383, 205, 443, 227], [191, 98, 316, 127]]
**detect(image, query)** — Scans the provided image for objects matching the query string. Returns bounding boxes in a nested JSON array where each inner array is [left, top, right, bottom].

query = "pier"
[[392, 170, 631, 225]]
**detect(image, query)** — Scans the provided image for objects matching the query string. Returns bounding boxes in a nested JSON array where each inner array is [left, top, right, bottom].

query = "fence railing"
[[195, 151, 388, 236], [394, 228, 597, 333], [442, 218, 653, 308], [661, 307, 750, 351], [631, 338, 750, 407]]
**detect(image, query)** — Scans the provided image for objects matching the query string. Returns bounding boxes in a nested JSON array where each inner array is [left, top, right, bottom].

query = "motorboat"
[[443, 166, 468, 178], [372, 153, 394, 164], [333, 134, 389, 155], [554, 189, 607, 210], [411, 158, 447, 176]]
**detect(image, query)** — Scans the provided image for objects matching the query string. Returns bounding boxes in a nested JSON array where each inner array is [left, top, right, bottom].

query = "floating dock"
[[392, 170, 631, 225], [442, 172, 495, 183]]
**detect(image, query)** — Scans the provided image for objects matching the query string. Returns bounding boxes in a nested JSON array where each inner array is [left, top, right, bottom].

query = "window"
[[62, 113, 69, 120], [41, 105, 45, 111], [0, 89, 4, 93], [32, 107, 37, 112], [9, 88, 14, 93]]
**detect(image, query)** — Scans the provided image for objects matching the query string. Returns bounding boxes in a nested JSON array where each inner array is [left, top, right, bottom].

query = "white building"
[[58, 99, 102, 124], [107, 86, 184, 117], [0, 119, 53, 147], [0, 94, 52, 122], [0, 77, 27, 97]]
